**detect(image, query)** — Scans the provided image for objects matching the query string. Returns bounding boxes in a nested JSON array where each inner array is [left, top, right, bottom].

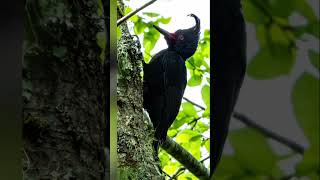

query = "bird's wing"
[[155, 52, 187, 141]]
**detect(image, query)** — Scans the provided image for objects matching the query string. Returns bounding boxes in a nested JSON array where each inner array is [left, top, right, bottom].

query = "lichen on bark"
[[116, 0, 163, 179]]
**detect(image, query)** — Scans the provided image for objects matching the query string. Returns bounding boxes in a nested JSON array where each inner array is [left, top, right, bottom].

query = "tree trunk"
[[23, 0, 108, 179], [116, 1, 163, 179]]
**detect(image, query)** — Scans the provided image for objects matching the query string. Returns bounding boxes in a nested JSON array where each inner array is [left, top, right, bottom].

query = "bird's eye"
[[179, 35, 184, 40]]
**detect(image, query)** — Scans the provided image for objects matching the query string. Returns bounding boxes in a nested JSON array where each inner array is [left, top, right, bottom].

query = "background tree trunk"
[[116, 0, 163, 179], [23, 0, 108, 179]]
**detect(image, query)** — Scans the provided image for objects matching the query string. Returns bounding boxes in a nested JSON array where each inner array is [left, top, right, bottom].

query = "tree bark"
[[116, 0, 163, 179], [23, 0, 108, 179]]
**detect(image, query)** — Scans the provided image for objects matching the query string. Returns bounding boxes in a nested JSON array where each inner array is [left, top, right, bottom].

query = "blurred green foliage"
[[125, 0, 319, 179], [215, 0, 319, 179], [244, 0, 319, 79]]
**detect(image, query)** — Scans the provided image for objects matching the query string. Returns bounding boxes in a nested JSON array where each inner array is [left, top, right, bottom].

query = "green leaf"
[[270, 165, 284, 179], [204, 139, 210, 152], [309, 50, 320, 71], [214, 155, 244, 178], [176, 130, 201, 159], [143, 12, 160, 17], [133, 18, 146, 34], [195, 121, 209, 133], [204, 29, 210, 40], [201, 85, 210, 107], [242, 0, 269, 24], [202, 108, 210, 118], [171, 112, 193, 129], [125, 7, 132, 14], [294, 0, 318, 22], [229, 128, 278, 174], [130, 14, 138, 23], [159, 151, 170, 167], [157, 17, 171, 24], [193, 54, 205, 67], [269, 0, 294, 18], [185, 60, 195, 70], [295, 145, 320, 176], [182, 137, 201, 159], [187, 74, 202, 86], [167, 129, 178, 137], [291, 73, 319, 145], [176, 129, 199, 144], [182, 102, 197, 117], [270, 24, 291, 46], [247, 46, 296, 79], [190, 135, 202, 142], [256, 25, 268, 47], [306, 21, 320, 38], [163, 162, 180, 175], [143, 28, 160, 54]]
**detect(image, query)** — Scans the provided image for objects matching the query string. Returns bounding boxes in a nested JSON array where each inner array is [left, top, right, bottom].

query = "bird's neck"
[[166, 48, 188, 61]]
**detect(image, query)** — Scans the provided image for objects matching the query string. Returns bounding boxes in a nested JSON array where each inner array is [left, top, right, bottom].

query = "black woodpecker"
[[143, 14, 201, 154], [211, 0, 247, 174]]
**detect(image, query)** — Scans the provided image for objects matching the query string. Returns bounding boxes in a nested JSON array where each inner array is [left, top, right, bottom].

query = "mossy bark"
[[116, 0, 163, 179], [23, 0, 108, 179]]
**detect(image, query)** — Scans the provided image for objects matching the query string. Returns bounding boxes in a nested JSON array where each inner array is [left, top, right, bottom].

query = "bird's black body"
[[211, 0, 246, 174], [143, 14, 200, 153]]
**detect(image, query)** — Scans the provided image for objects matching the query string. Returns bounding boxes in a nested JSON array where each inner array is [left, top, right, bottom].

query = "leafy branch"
[[183, 96, 305, 154], [117, 0, 157, 26], [233, 111, 305, 154], [183, 97, 205, 110]]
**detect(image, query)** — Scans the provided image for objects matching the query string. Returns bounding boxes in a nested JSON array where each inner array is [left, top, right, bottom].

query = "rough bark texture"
[[23, 0, 108, 179], [116, 0, 163, 179]]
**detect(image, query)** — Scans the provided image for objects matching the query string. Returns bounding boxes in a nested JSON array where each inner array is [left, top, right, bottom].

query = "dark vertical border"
[[211, 0, 246, 175], [0, 0, 23, 179], [210, 0, 215, 175]]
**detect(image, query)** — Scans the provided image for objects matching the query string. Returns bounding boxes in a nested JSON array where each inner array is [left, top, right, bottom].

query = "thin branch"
[[117, 5, 124, 17], [183, 97, 205, 110], [189, 117, 202, 130], [183, 97, 305, 154], [233, 111, 305, 154], [161, 136, 210, 180], [117, 0, 157, 26], [250, 0, 296, 31], [162, 170, 172, 178], [170, 167, 186, 180], [188, 117, 201, 125], [249, 0, 272, 21], [200, 156, 210, 163], [190, 120, 198, 130], [169, 156, 210, 180]]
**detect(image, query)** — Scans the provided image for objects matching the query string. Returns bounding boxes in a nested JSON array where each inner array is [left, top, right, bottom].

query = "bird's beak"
[[153, 25, 175, 41]]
